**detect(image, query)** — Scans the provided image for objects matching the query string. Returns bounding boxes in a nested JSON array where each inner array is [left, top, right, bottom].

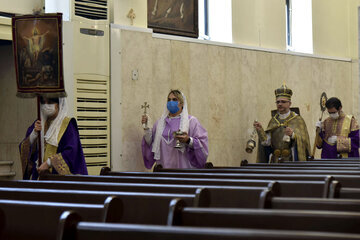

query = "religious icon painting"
[[147, 0, 199, 38], [12, 13, 65, 98]]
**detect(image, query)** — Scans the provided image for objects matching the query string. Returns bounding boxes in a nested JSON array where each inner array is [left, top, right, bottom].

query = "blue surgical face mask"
[[167, 101, 179, 114]]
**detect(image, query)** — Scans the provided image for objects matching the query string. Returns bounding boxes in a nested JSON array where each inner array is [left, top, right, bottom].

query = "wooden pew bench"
[[154, 167, 360, 175], [39, 174, 334, 198], [239, 166, 360, 170], [99, 169, 360, 189], [41, 172, 329, 181], [0, 187, 197, 225], [260, 189, 360, 212], [240, 163, 360, 167], [266, 197, 360, 212], [57, 211, 360, 240], [0, 197, 120, 240], [333, 187, 360, 199], [167, 199, 360, 234], [0, 185, 273, 209], [0, 179, 273, 193]]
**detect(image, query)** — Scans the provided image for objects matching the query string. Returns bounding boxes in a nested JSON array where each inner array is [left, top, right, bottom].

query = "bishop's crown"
[[275, 84, 293, 100]]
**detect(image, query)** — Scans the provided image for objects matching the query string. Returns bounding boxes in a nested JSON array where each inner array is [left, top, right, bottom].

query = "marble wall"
[[0, 41, 37, 179], [111, 28, 359, 170]]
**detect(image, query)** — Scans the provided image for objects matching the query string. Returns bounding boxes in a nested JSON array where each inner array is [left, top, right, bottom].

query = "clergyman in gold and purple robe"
[[315, 97, 359, 159], [254, 84, 311, 163]]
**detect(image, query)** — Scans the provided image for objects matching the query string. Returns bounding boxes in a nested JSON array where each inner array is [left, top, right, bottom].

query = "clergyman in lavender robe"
[[315, 97, 359, 159], [19, 97, 88, 179], [141, 90, 208, 169]]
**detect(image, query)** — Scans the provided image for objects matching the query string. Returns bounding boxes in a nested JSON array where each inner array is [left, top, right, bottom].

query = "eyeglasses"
[[275, 100, 290, 104]]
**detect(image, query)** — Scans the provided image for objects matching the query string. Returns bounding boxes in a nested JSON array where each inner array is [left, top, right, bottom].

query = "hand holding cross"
[[141, 102, 150, 129]]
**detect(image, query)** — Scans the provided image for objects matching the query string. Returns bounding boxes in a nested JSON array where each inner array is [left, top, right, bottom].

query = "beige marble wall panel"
[[149, 38, 172, 117], [206, 45, 229, 165], [207, 46, 227, 137], [284, 55, 312, 117], [120, 30, 153, 171], [315, 59, 352, 113], [226, 48, 252, 165], [254, 51, 273, 124], [351, 60, 360, 119], [188, 43, 210, 129], [170, 41, 190, 99]]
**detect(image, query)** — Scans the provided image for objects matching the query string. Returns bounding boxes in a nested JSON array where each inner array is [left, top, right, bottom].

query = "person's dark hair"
[[325, 97, 342, 110], [40, 97, 59, 104]]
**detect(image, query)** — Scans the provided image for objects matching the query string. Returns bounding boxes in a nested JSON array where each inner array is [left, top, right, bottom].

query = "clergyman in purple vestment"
[[19, 97, 88, 179], [315, 97, 359, 159], [141, 90, 208, 169]]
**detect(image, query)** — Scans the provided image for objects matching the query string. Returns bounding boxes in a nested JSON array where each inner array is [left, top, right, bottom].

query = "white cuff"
[[46, 158, 52, 167], [29, 129, 39, 144], [144, 128, 152, 145], [188, 137, 194, 148]]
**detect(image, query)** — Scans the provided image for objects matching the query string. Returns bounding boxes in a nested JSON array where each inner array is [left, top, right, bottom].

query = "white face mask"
[[329, 112, 339, 120], [41, 104, 56, 117]]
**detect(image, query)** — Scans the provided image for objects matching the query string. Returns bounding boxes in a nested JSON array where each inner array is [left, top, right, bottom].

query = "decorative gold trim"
[[315, 129, 323, 148], [51, 153, 71, 175], [336, 136, 351, 153], [44, 117, 71, 173], [273, 112, 297, 127], [257, 128, 267, 142], [57, 117, 71, 142], [19, 137, 31, 175], [340, 115, 352, 137]]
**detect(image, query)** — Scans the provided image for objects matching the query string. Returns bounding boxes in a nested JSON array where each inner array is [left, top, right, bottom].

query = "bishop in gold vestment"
[[254, 85, 311, 163]]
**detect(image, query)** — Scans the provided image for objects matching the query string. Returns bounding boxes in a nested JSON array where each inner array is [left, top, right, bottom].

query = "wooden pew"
[[41, 172, 329, 181], [333, 187, 360, 200], [99, 170, 334, 197], [265, 196, 360, 212], [1, 178, 274, 191], [98, 169, 360, 189], [0, 185, 273, 209], [239, 166, 360, 170], [260, 189, 360, 212], [240, 163, 360, 167], [240, 159, 360, 166], [39, 174, 334, 197], [99, 169, 360, 189], [57, 211, 360, 240], [154, 167, 360, 175], [0, 179, 270, 194], [167, 199, 360, 234], [0, 187, 196, 225], [0, 197, 120, 240], [308, 158, 360, 161]]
